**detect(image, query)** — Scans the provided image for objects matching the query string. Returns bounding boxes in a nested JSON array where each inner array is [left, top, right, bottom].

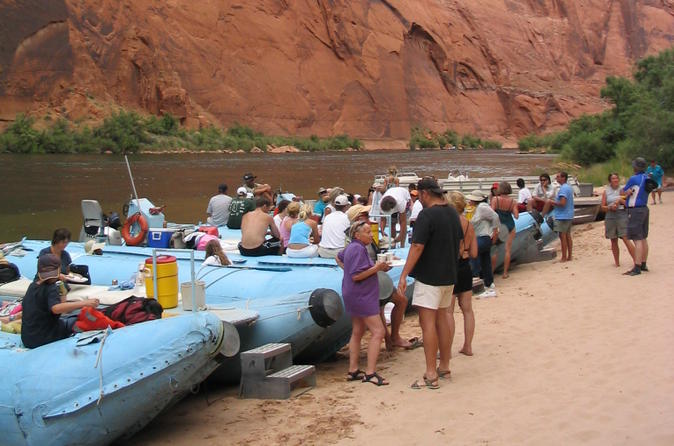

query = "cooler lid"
[[145, 255, 177, 264]]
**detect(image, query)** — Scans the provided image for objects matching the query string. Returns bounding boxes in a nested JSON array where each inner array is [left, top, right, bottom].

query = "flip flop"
[[437, 368, 451, 378], [410, 375, 439, 390], [399, 337, 423, 350], [346, 369, 365, 381], [362, 372, 389, 386]]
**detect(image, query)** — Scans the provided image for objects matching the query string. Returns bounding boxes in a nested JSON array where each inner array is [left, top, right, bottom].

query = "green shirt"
[[226, 198, 254, 229]]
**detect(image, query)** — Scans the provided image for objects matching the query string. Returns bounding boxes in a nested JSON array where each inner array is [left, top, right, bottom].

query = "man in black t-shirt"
[[21, 254, 99, 348], [398, 177, 462, 390]]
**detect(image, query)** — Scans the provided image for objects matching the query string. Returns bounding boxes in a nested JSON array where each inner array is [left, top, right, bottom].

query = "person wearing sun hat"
[[227, 187, 255, 229], [84, 239, 105, 255], [318, 194, 351, 259], [21, 254, 100, 348], [466, 190, 500, 297]]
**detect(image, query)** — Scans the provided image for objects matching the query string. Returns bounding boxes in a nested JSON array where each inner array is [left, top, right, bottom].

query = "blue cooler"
[[147, 228, 174, 248]]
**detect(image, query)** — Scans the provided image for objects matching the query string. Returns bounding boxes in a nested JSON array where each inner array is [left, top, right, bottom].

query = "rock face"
[[1, 0, 673, 140]]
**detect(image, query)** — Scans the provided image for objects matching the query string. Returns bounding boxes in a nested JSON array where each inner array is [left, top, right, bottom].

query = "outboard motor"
[[309, 288, 344, 328]]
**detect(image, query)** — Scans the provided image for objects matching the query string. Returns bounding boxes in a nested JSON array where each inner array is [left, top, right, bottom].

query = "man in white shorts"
[[397, 178, 463, 389]]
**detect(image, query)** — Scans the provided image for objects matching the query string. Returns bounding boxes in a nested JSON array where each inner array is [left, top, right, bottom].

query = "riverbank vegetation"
[[409, 126, 502, 150], [0, 112, 362, 154], [519, 47, 674, 178]]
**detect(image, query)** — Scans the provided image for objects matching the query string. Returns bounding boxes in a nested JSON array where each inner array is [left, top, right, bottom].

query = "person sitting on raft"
[[280, 202, 300, 253], [318, 194, 351, 259], [242, 172, 273, 202], [238, 197, 282, 257], [516, 178, 532, 212], [286, 204, 321, 258], [202, 239, 232, 266], [336, 221, 391, 386], [227, 187, 255, 230], [21, 254, 99, 349], [527, 173, 554, 219], [37, 228, 72, 281]]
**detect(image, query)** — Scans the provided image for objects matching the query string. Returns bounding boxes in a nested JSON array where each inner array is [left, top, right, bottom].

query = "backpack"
[[0, 262, 20, 284], [644, 178, 659, 193], [103, 296, 163, 325]]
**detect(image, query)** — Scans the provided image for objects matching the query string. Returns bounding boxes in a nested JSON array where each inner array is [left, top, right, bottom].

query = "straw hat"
[[84, 239, 105, 255], [346, 204, 372, 222], [466, 190, 486, 202]]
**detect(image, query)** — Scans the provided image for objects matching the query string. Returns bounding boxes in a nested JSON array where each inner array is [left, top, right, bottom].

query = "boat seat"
[[79, 200, 104, 242], [239, 343, 316, 399]]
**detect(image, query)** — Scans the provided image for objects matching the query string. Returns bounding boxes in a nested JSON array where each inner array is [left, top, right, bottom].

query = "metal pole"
[[124, 155, 141, 211], [152, 249, 158, 304], [190, 250, 197, 311]]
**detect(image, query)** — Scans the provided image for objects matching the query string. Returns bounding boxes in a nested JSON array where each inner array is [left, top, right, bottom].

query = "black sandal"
[[346, 369, 365, 381], [362, 372, 389, 386]]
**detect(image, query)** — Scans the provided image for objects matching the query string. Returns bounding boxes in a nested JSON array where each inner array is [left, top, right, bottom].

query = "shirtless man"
[[238, 197, 281, 256]]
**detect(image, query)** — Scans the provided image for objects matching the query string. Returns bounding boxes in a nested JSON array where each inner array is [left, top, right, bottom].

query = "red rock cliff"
[[1, 0, 673, 140]]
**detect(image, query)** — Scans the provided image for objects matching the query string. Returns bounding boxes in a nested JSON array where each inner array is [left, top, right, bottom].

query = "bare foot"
[[502, 273, 509, 279], [459, 348, 473, 356]]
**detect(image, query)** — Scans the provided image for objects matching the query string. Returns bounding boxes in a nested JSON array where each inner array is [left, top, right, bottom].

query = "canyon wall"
[[1, 0, 673, 140]]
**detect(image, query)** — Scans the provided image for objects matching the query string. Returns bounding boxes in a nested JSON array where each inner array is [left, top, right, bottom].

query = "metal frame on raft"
[[150, 248, 198, 311]]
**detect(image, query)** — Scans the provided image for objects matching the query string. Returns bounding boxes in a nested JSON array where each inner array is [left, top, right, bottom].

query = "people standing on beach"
[[318, 195, 351, 259], [286, 204, 321, 258], [226, 187, 255, 230], [549, 171, 574, 262], [447, 192, 477, 356], [491, 181, 519, 278], [206, 184, 232, 226], [466, 190, 500, 298], [601, 173, 635, 267], [346, 204, 418, 351], [646, 159, 664, 205], [378, 186, 411, 248], [409, 189, 422, 227], [242, 172, 272, 202], [238, 197, 281, 257], [337, 221, 391, 386], [397, 177, 462, 390], [622, 157, 651, 276]]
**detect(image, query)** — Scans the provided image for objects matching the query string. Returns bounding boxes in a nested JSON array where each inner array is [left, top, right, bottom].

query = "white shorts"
[[286, 245, 318, 258], [412, 280, 454, 310]]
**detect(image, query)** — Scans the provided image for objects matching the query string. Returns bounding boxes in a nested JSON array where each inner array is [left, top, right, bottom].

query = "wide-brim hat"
[[466, 190, 486, 202], [346, 204, 372, 222], [84, 239, 105, 254], [37, 253, 61, 281], [317, 187, 328, 195]]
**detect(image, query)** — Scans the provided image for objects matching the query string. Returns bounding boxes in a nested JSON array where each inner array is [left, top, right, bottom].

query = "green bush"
[[94, 111, 148, 153], [0, 114, 41, 153]]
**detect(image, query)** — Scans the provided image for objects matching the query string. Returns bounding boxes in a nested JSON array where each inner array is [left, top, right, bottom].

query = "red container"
[[198, 226, 219, 236]]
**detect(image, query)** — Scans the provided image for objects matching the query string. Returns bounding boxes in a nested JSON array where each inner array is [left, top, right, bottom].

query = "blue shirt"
[[623, 173, 649, 208], [553, 183, 574, 220], [313, 200, 326, 218], [646, 164, 664, 186]]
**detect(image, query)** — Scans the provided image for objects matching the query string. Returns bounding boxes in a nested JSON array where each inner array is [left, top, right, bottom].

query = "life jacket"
[[103, 296, 163, 325]]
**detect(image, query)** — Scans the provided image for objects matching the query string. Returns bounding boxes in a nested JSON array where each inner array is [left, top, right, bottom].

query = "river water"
[[0, 150, 556, 242]]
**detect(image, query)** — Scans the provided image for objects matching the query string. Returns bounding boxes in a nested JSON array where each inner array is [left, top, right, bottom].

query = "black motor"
[[309, 288, 344, 328]]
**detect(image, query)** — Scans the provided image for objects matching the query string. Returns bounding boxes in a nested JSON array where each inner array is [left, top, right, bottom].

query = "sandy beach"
[[127, 197, 674, 446]]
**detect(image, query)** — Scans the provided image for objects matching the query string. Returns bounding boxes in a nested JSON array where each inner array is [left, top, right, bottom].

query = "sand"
[[127, 198, 674, 446]]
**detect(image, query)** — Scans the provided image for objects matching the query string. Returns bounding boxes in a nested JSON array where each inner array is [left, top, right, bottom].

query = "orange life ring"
[[122, 213, 149, 246]]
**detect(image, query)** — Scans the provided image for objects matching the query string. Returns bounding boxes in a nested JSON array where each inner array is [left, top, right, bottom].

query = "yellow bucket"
[[370, 222, 379, 246], [144, 256, 178, 309]]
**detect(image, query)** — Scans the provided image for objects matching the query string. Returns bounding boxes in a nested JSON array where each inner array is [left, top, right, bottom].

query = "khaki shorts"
[[554, 219, 572, 233], [604, 215, 627, 239], [412, 280, 453, 310]]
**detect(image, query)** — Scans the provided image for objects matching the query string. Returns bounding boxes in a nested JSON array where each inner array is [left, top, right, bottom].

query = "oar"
[[257, 261, 337, 268], [225, 264, 292, 272]]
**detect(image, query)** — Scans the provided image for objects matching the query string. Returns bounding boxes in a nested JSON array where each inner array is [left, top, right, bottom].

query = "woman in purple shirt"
[[337, 221, 391, 386]]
